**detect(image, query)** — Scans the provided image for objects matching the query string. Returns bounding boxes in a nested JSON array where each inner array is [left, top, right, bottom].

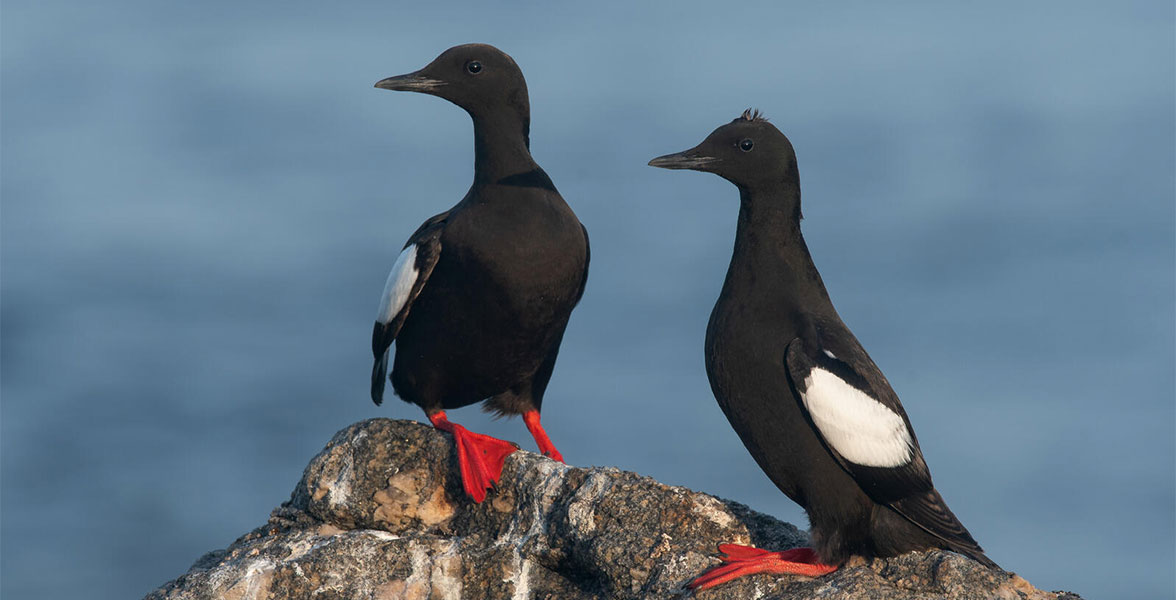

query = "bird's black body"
[[651, 110, 995, 568], [386, 182, 587, 415], [371, 44, 589, 422]]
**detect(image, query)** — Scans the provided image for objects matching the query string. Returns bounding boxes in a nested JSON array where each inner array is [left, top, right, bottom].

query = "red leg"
[[689, 543, 837, 590], [522, 410, 564, 462], [428, 411, 518, 503]]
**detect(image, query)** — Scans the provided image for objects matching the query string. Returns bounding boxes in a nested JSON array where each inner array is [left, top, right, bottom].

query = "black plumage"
[[649, 110, 995, 576], [370, 44, 588, 501]]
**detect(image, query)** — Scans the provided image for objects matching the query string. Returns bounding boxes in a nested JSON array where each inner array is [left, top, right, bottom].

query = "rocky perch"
[[147, 419, 1082, 600]]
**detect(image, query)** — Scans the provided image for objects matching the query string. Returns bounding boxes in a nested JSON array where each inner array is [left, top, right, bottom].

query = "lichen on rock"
[[145, 418, 1083, 600]]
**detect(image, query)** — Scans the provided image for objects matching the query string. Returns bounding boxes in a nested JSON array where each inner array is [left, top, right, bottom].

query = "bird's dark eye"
[[739, 139, 754, 152], [466, 61, 483, 74]]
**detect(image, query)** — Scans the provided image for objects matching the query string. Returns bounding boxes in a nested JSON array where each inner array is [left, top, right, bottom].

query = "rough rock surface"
[[146, 418, 1083, 600]]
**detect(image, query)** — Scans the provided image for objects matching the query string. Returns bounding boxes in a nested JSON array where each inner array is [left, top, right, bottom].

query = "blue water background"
[[3, 2, 1173, 598]]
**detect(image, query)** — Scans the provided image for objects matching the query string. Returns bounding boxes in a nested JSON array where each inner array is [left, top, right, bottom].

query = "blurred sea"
[[2, 2, 1173, 598]]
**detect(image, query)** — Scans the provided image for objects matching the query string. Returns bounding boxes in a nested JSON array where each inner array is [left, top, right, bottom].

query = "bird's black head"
[[375, 43, 530, 126], [648, 109, 799, 191]]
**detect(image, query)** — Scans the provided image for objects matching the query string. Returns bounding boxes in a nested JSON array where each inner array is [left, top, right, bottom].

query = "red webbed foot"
[[428, 411, 518, 503], [522, 410, 564, 462], [689, 543, 838, 590]]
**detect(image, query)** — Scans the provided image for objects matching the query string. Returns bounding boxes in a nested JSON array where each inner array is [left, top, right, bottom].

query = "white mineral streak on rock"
[[327, 450, 354, 508], [511, 558, 532, 600], [402, 544, 431, 598], [567, 470, 615, 532], [752, 582, 766, 599], [500, 456, 566, 599], [691, 493, 737, 529], [282, 536, 315, 562], [362, 529, 401, 542], [210, 558, 274, 600], [431, 541, 463, 600]]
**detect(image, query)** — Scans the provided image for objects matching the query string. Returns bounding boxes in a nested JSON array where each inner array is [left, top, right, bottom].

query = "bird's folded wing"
[[784, 337, 987, 555], [370, 211, 448, 404], [888, 487, 989, 562], [784, 338, 932, 503]]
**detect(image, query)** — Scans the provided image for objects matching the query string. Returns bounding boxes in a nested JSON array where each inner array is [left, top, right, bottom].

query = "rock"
[[146, 418, 1082, 600]]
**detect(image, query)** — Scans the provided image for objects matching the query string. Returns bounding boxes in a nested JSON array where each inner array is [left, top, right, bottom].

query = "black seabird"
[[371, 44, 589, 503], [649, 110, 996, 588]]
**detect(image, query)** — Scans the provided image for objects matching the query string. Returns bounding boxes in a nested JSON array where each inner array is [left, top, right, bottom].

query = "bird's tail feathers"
[[371, 351, 390, 406], [890, 489, 999, 570]]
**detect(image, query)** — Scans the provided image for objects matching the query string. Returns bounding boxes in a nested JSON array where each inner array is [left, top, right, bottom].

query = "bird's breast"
[[443, 197, 586, 318], [705, 289, 805, 402]]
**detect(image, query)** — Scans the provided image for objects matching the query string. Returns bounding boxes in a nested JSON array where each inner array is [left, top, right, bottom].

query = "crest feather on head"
[[739, 108, 768, 122]]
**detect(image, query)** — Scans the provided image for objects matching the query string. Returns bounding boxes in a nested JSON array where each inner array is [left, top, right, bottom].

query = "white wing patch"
[[801, 367, 913, 468], [376, 245, 419, 324]]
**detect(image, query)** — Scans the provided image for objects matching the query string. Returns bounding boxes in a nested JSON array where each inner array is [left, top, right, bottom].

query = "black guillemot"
[[649, 109, 996, 589], [371, 44, 589, 503]]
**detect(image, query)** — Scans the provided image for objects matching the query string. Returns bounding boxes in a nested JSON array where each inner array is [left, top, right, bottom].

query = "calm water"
[[3, 2, 1173, 598]]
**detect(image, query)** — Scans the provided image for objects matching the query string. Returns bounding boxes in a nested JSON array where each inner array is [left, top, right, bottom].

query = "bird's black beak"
[[647, 148, 718, 171], [374, 70, 446, 93]]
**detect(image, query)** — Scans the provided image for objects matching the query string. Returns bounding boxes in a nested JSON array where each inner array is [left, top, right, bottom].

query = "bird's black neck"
[[472, 112, 537, 186], [722, 185, 833, 313]]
